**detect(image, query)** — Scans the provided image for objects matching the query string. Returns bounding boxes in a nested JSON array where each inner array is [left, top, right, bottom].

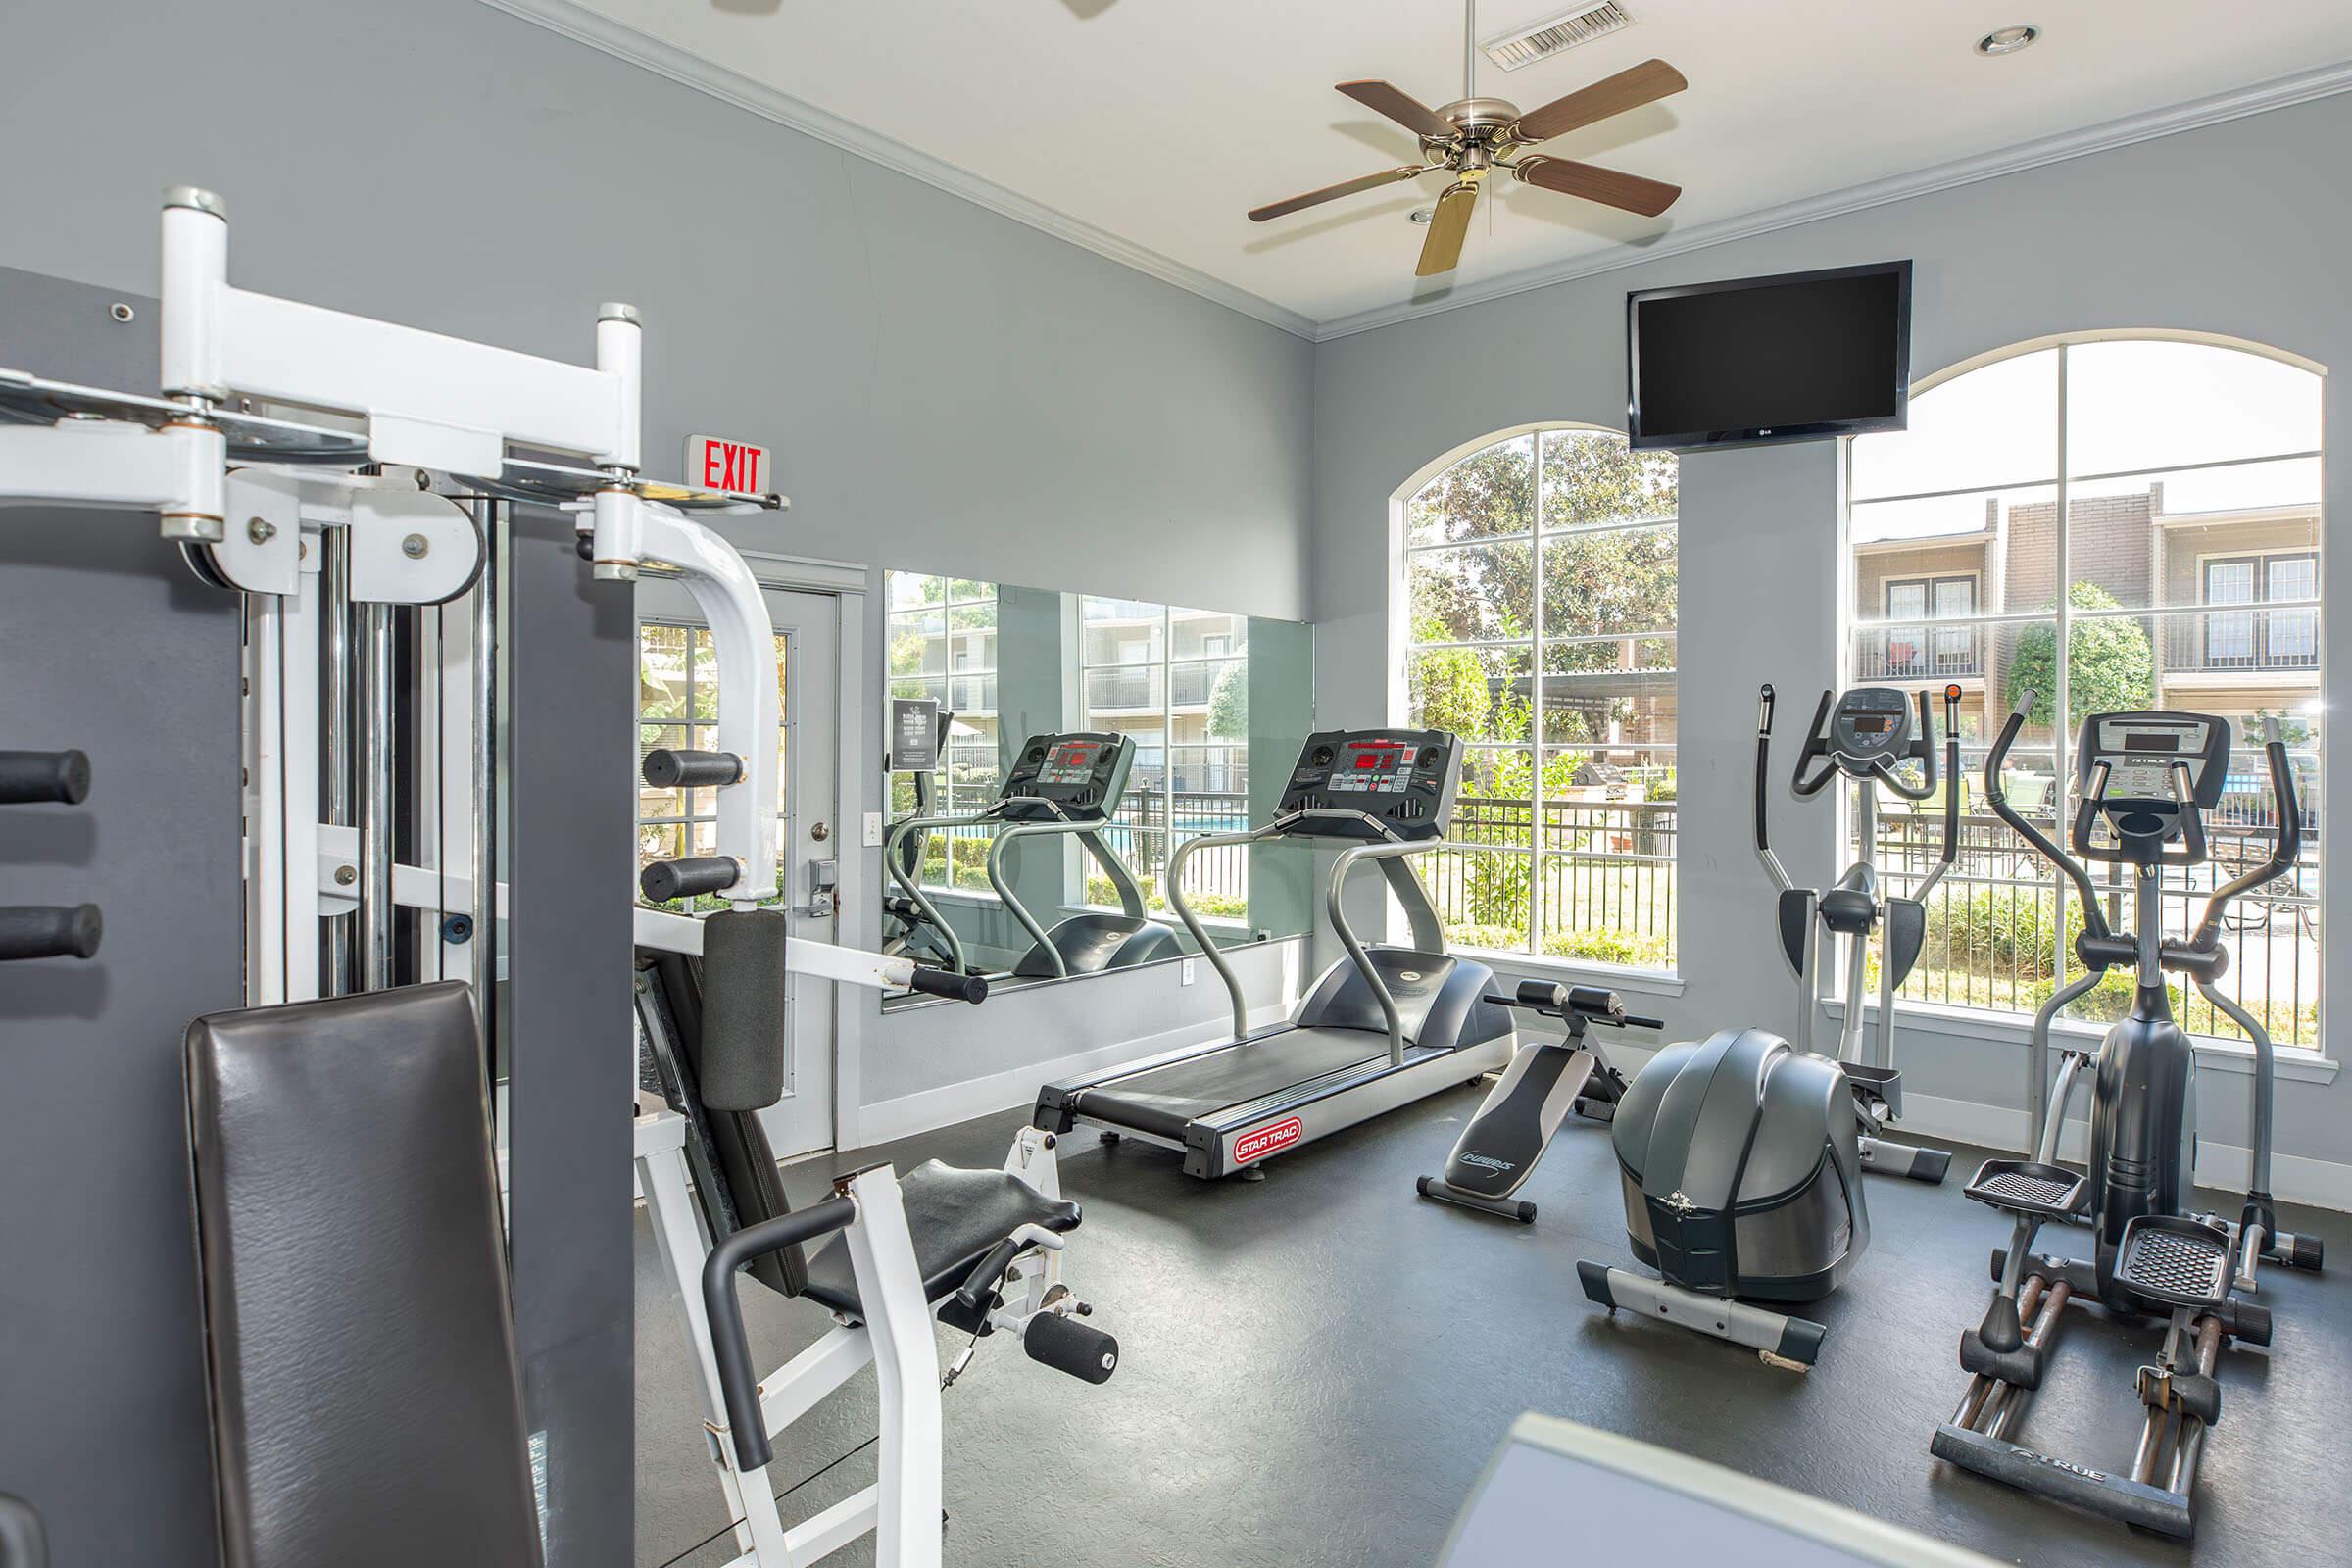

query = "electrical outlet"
[[861, 811, 884, 848], [1181, 958, 1196, 986]]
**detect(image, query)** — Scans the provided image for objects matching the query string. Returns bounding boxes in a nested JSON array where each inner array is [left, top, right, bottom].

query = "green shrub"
[[1087, 872, 1248, 921], [1924, 886, 2081, 983], [1462, 850, 1532, 929], [1543, 927, 1672, 968], [1445, 923, 1527, 953], [1643, 769, 1677, 805]]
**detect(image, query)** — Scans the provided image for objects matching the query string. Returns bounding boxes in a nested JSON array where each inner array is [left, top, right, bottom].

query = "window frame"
[[1394, 424, 1681, 976]]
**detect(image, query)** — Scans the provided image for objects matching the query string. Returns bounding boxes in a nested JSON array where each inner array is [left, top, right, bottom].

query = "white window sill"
[[1450, 946, 1688, 998], [1828, 996, 2337, 1085]]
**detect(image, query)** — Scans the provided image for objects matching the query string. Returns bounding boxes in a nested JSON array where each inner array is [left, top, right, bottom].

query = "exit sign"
[[686, 434, 771, 495]]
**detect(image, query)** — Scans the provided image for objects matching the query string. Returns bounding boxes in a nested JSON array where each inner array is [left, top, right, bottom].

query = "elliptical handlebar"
[[1754, 685, 1794, 893], [1984, 690, 2110, 945], [1788, 690, 1842, 798], [1915, 684, 1965, 901], [1877, 689, 1941, 803], [2191, 716, 2302, 953]]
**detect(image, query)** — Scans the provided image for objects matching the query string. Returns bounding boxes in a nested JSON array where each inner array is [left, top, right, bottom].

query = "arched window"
[[1399, 427, 1680, 969], [1846, 336, 2323, 1046]]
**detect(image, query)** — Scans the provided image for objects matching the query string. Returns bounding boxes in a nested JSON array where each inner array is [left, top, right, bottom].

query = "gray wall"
[[1309, 91, 2352, 1185], [0, 0, 1313, 622]]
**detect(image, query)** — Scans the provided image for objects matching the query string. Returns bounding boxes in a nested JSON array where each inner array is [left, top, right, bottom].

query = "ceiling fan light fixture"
[[1976, 24, 2039, 56]]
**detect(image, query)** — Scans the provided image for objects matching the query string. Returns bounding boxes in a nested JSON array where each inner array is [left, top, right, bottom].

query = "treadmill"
[[1034, 727, 1515, 1178], [884, 730, 1180, 982]]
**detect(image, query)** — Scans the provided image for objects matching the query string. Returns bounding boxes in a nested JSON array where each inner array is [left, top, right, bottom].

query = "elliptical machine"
[[881, 706, 967, 972], [1933, 697, 2322, 1539], [1755, 683, 1959, 1184], [1416, 981, 1653, 1223]]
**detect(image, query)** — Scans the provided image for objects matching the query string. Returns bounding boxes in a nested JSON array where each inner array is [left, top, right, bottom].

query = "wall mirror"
[[879, 572, 1315, 1005]]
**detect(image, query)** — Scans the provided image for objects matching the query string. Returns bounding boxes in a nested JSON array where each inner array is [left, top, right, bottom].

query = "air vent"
[[1481, 2, 1634, 72]]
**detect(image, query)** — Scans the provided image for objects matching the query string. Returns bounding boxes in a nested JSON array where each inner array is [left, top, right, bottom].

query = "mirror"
[[881, 572, 1314, 1004]]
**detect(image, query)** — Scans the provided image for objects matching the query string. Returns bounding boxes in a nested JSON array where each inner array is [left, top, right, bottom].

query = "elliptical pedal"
[[1963, 1158, 2088, 1220], [2116, 1215, 2234, 1311]]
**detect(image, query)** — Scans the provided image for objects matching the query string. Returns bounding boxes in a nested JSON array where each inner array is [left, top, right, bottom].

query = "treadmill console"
[[2073, 710, 2230, 865], [1000, 731, 1134, 823], [1277, 729, 1462, 841], [1826, 686, 1923, 773]]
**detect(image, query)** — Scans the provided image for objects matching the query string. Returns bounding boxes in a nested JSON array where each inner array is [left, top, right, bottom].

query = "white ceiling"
[[519, 0, 2352, 333]]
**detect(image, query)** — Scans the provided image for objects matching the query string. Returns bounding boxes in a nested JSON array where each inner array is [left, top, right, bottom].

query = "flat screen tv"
[[1626, 260, 1911, 451]]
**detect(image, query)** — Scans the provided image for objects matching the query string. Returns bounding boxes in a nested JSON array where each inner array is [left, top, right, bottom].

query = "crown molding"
[[1311, 57, 2352, 342], [472, 3, 2352, 350], [471, 0, 1320, 341]]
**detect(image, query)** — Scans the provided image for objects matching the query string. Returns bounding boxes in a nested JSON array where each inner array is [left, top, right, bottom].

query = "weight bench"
[[184, 981, 543, 1568]]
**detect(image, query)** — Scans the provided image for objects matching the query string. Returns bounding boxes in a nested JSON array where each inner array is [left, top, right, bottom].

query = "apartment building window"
[[1397, 426, 1680, 971], [886, 573, 1000, 890], [1845, 335, 2323, 1048], [1078, 599, 1251, 918]]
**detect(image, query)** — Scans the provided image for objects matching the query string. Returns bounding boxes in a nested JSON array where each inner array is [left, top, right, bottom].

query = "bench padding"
[[185, 981, 543, 1568]]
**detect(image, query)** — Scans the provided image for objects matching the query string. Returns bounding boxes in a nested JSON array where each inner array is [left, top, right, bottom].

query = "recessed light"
[[1409, 207, 1437, 225], [1977, 24, 2038, 56]]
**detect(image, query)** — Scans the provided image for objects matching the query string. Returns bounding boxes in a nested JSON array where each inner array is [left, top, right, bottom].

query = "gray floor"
[[634, 1090, 2352, 1568]]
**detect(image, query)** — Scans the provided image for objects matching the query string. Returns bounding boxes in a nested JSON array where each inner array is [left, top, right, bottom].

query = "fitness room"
[[3, 2, 2348, 1566]]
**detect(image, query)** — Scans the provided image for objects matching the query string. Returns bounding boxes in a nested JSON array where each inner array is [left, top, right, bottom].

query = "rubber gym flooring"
[[634, 1086, 2352, 1567]]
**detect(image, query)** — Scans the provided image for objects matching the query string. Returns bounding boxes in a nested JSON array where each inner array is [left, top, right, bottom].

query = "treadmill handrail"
[[983, 817, 1152, 979], [1166, 826, 1279, 1040], [881, 804, 1007, 975], [1329, 838, 1445, 1067]]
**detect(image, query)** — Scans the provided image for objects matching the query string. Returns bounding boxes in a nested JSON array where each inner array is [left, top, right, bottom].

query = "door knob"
[[810, 820, 830, 842]]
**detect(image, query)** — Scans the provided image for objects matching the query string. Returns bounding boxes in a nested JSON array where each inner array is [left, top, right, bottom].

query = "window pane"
[[1427, 748, 1533, 953], [640, 623, 692, 717], [1171, 608, 1249, 661], [889, 611, 942, 678], [2067, 341, 2321, 477], [1408, 542, 1534, 644], [1538, 662, 1676, 753], [1172, 658, 1247, 738], [1541, 430, 1677, 528], [2058, 459, 2321, 612], [1541, 524, 1676, 637], [1536, 747, 1675, 970], [1406, 644, 1532, 744], [1407, 434, 1535, 545], [1851, 485, 2054, 620], [1082, 597, 1165, 666], [1083, 662, 1163, 716], [887, 572, 944, 612], [1851, 348, 2057, 501]]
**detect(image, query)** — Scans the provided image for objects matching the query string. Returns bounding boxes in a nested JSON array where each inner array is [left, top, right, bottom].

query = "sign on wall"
[[685, 434, 771, 496]]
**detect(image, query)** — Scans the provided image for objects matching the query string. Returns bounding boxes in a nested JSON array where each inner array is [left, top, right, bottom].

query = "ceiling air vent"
[[1481, 3, 1635, 72]]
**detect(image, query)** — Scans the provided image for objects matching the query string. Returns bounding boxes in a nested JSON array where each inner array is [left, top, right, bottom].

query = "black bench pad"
[[798, 1159, 1080, 1320]]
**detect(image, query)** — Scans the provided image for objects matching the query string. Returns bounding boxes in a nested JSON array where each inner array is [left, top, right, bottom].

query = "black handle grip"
[[0, 905, 102, 962], [640, 857, 739, 904], [1757, 683, 1776, 738], [703, 1195, 858, 1472], [1622, 1013, 1665, 1030], [910, 966, 989, 1004], [642, 748, 744, 789], [0, 750, 89, 806], [955, 1236, 1024, 1316]]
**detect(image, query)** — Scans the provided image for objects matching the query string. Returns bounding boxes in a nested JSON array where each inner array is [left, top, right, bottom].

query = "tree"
[[2007, 582, 2156, 729], [1205, 662, 1248, 740]]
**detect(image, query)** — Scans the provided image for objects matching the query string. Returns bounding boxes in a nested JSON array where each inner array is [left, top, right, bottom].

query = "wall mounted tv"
[[1627, 260, 1912, 451]]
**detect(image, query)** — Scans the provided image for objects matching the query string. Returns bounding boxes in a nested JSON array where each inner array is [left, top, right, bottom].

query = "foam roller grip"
[[0, 750, 90, 806], [642, 748, 743, 789], [698, 907, 787, 1110], [1024, 1310, 1118, 1384], [0, 905, 103, 961], [640, 856, 739, 904], [910, 966, 989, 1004]]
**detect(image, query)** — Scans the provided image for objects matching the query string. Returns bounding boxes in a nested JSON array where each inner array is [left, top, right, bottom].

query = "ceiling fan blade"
[[1508, 58, 1687, 145], [1415, 179, 1480, 278], [1514, 156, 1681, 218], [1336, 79, 1458, 141], [1249, 165, 1432, 222]]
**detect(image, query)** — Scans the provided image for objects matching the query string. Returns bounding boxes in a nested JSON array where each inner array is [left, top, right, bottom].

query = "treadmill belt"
[[1076, 1028, 1403, 1140]]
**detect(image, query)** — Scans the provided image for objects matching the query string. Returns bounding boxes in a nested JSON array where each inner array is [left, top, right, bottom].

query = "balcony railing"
[[1084, 663, 1221, 711], [1855, 624, 1983, 680], [2164, 609, 2320, 673]]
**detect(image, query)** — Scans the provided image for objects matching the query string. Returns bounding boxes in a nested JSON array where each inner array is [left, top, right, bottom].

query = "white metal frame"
[[631, 1114, 1073, 1568]]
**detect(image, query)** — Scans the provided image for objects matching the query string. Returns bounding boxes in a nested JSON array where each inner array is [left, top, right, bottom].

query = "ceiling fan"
[[1248, 2, 1687, 277]]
